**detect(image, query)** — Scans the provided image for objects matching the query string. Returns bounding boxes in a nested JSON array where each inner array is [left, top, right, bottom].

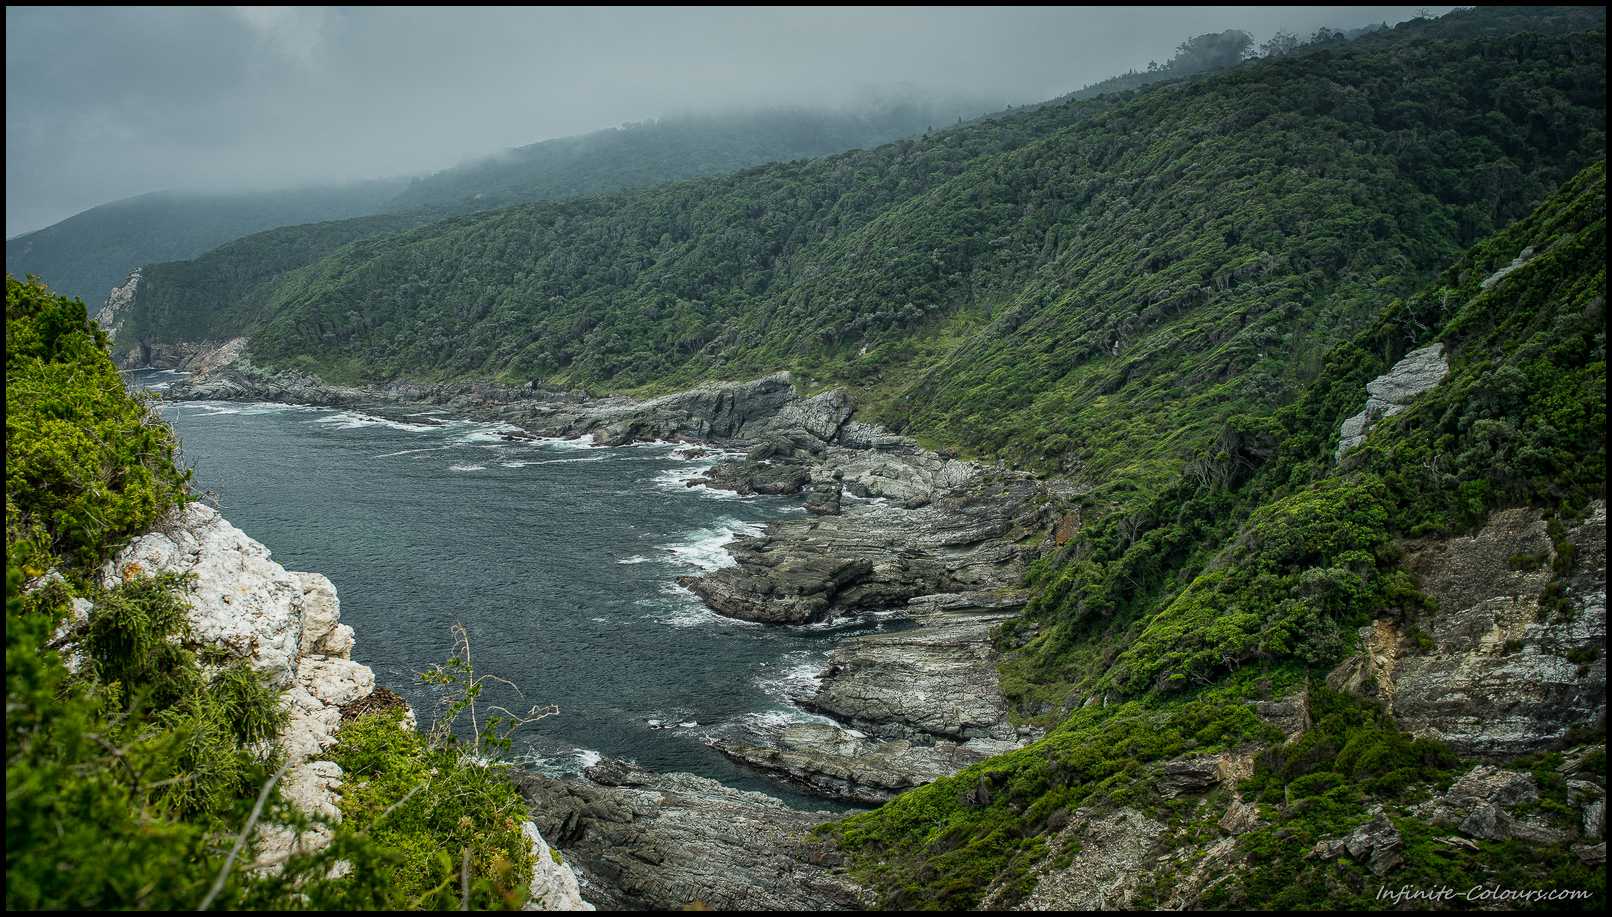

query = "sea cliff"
[[95, 501, 594, 909]]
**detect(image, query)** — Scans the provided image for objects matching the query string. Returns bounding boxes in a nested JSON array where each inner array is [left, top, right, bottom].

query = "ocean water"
[[141, 372, 908, 810]]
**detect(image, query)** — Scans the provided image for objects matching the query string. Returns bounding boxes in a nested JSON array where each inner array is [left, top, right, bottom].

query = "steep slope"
[[5, 180, 411, 307], [12, 100, 993, 318], [197, 24, 1603, 505], [821, 156, 1605, 911]]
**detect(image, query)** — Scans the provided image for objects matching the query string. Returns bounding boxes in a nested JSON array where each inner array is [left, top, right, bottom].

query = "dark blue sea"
[[140, 371, 905, 810]]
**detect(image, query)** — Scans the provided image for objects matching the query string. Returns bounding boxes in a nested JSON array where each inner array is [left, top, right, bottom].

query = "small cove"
[[144, 372, 910, 810]]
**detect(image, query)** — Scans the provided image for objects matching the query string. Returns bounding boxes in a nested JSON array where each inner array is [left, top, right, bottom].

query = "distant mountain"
[[5, 180, 412, 307], [6, 96, 996, 309], [383, 97, 1000, 217]]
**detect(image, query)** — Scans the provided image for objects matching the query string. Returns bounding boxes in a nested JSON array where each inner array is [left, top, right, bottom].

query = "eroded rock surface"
[[1327, 501, 1606, 757], [509, 758, 869, 911], [1335, 343, 1448, 459]]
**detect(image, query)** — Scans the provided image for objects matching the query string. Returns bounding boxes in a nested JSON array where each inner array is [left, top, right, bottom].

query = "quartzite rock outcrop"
[[88, 503, 592, 908], [1335, 342, 1449, 460], [1326, 501, 1606, 757]]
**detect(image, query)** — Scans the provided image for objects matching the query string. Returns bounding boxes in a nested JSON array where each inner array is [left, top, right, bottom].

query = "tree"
[[1260, 28, 1300, 58]]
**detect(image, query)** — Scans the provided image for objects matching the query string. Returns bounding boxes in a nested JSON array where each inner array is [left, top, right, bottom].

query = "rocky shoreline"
[[73, 502, 594, 909], [146, 356, 1080, 897]]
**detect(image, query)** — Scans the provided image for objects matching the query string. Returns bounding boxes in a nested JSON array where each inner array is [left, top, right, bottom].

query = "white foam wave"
[[311, 410, 442, 433], [539, 454, 611, 464], [797, 607, 909, 633], [644, 585, 725, 628], [448, 463, 486, 472], [376, 445, 455, 458], [458, 423, 527, 444], [616, 556, 652, 565], [754, 651, 831, 699], [665, 518, 762, 572], [533, 435, 600, 451], [651, 467, 755, 500]]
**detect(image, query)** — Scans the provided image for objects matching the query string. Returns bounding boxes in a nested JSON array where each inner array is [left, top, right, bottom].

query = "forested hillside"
[[9, 100, 992, 313], [382, 98, 998, 215], [140, 23, 1603, 508], [825, 152, 1606, 912], [4, 180, 411, 307]]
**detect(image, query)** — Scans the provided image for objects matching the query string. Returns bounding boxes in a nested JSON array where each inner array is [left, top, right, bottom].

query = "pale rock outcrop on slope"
[[1326, 501, 1606, 757], [1335, 342, 1449, 460]]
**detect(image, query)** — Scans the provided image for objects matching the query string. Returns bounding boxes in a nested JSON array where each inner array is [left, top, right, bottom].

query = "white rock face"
[[98, 502, 378, 872], [98, 502, 587, 902], [522, 822, 595, 911], [93, 269, 140, 342], [1335, 343, 1448, 460], [101, 503, 306, 690]]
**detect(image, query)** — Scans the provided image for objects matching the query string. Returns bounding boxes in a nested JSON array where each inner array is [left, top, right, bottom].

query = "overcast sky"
[[7, 6, 1455, 238]]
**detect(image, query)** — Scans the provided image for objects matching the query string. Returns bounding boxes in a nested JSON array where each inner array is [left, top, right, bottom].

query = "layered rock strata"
[[509, 757, 869, 911], [1326, 501, 1607, 757]]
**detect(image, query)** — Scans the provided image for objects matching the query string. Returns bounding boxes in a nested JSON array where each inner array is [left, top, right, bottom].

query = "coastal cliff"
[[95, 502, 594, 909]]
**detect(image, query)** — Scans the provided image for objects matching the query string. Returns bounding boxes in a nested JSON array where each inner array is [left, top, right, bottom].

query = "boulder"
[[1343, 814, 1404, 876], [508, 761, 867, 911], [1157, 758, 1224, 798]]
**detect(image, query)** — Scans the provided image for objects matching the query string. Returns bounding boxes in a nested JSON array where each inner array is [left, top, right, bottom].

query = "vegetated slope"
[[5, 276, 552, 908], [4, 179, 411, 307], [106, 99, 999, 351], [22, 100, 995, 323], [821, 156, 1606, 911], [103, 20, 1382, 355], [382, 98, 1000, 215], [225, 25, 1601, 500]]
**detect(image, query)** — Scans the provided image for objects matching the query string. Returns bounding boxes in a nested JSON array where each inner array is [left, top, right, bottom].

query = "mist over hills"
[[6, 94, 997, 307], [119, 12, 1604, 499]]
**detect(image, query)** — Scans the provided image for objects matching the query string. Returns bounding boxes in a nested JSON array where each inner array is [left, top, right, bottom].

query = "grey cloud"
[[8, 6, 1454, 237]]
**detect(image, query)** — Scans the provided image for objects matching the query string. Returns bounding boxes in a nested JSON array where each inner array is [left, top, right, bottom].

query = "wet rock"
[[677, 471, 1041, 625], [689, 458, 813, 495], [677, 555, 872, 625], [507, 761, 868, 911], [795, 607, 1021, 742], [712, 722, 1001, 804], [802, 483, 843, 516]]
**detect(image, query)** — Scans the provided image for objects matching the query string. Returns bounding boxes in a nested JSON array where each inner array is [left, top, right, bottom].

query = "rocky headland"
[[509, 756, 870, 910], [63, 502, 593, 909]]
